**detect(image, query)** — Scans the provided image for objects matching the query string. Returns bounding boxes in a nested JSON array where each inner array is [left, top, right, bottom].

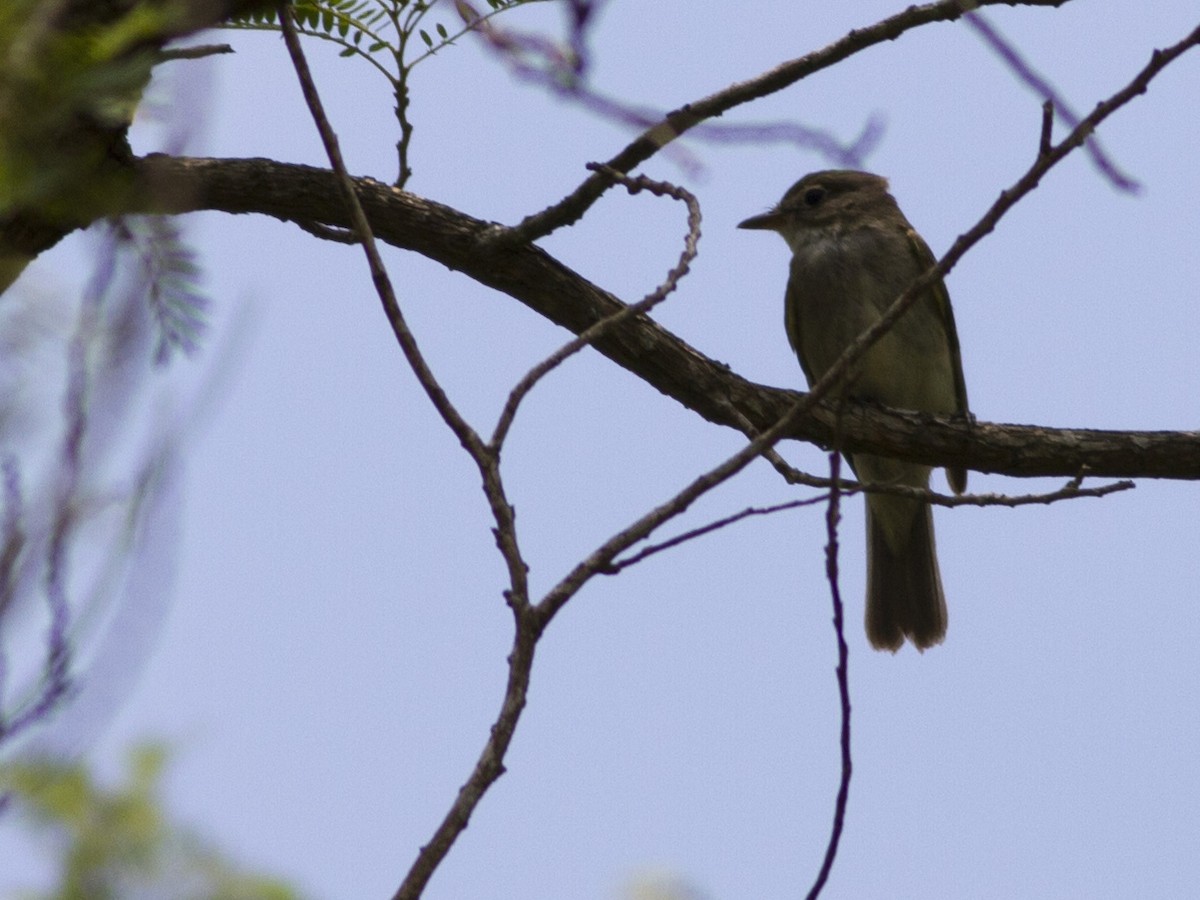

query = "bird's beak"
[[737, 210, 785, 231]]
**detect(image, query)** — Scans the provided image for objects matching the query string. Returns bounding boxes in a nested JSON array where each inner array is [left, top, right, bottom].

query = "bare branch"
[[157, 43, 235, 61], [0, 234, 116, 740], [498, 0, 1074, 244], [392, 624, 537, 900], [965, 10, 1139, 191], [490, 166, 700, 449], [603, 495, 832, 574], [460, 2, 878, 175], [275, 4, 486, 468], [275, 13, 537, 898], [603, 475, 1132, 575], [126, 152, 1200, 480], [929, 476, 1134, 508], [1039, 99, 1054, 158], [806, 451, 852, 900]]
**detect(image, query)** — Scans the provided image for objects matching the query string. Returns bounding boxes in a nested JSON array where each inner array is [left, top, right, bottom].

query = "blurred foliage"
[[1, 743, 303, 900], [116, 216, 210, 364], [0, 0, 214, 339], [0, 0, 161, 218]]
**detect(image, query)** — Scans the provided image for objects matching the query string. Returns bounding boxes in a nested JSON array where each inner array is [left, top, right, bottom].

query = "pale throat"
[[780, 220, 872, 259], [782, 218, 899, 265]]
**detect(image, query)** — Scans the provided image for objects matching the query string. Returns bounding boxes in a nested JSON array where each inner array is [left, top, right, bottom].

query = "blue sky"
[[3, 2, 1199, 898]]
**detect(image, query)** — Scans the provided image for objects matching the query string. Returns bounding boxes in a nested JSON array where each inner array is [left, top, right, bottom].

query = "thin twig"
[[0, 457, 24, 622], [1039, 99, 1054, 158], [928, 477, 1134, 507], [726, 402, 1135, 504], [814, 474, 1133, 508], [806, 451, 852, 900], [691, 116, 885, 169], [273, 10, 537, 900], [724, 406, 841, 487], [964, 10, 1139, 191], [157, 43, 234, 62], [603, 495, 833, 574], [0, 221, 118, 739], [295, 219, 358, 244], [274, 7, 483, 464], [491, 165, 700, 449], [495, 0, 1073, 245], [461, 2, 879, 175], [603, 472, 1131, 575]]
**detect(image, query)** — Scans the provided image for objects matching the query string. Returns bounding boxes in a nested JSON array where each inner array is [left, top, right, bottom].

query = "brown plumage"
[[740, 171, 969, 651]]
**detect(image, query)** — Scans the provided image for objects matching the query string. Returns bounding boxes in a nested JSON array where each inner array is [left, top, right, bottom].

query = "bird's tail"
[[864, 495, 947, 652]]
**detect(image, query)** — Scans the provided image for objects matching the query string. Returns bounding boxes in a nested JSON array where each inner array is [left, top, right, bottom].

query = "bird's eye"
[[803, 187, 826, 206]]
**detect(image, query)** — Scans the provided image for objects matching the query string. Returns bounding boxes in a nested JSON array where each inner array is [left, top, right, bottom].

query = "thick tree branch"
[[121, 153, 1200, 481]]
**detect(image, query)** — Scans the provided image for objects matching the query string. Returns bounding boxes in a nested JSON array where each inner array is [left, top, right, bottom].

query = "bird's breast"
[[784, 231, 958, 415]]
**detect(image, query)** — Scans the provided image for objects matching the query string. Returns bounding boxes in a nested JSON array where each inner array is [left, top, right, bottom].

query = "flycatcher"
[[738, 170, 968, 651]]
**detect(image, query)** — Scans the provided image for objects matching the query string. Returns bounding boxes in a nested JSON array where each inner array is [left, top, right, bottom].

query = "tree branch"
[[273, 14, 538, 899], [964, 10, 1138, 190], [499, 0, 1074, 243], [127, 152, 1200, 482], [806, 451, 852, 900], [490, 166, 700, 450]]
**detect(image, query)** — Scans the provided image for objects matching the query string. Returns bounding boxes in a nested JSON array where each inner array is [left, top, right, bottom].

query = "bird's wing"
[[904, 226, 969, 418], [783, 271, 818, 388]]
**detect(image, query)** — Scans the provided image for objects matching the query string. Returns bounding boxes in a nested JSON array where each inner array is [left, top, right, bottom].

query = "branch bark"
[[122, 153, 1200, 482]]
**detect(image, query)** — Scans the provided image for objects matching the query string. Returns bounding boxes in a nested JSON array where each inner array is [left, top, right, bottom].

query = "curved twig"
[[491, 165, 701, 449]]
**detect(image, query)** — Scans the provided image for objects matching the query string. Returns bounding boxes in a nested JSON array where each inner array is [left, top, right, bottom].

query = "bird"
[[738, 170, 969, 651]]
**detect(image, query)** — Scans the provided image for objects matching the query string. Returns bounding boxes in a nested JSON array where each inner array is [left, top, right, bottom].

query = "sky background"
[[3, 1, 1200, 898]]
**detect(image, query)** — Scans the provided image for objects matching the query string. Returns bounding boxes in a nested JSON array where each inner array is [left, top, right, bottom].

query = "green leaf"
[[2, 743, 304, 899]]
